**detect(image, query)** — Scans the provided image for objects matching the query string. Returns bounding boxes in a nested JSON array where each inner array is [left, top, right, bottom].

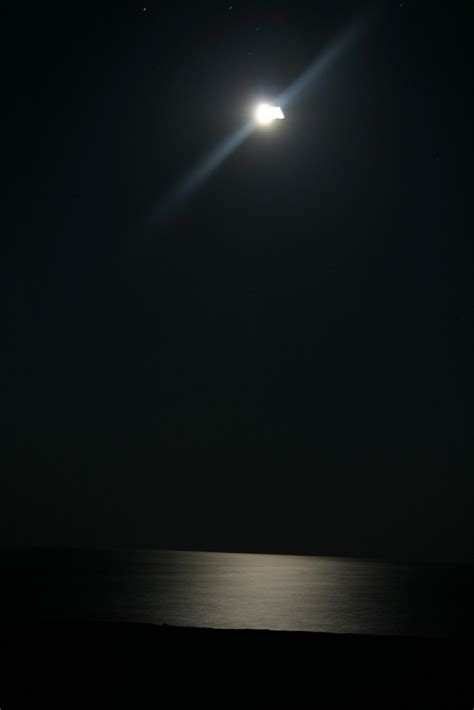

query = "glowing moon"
[[255, 103, 285, 126]]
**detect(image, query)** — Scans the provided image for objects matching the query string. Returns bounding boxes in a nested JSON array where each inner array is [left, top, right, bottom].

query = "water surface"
[[1, 548, 473, 637]]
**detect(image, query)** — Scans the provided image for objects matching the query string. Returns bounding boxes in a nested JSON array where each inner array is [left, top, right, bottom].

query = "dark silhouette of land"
[[1, 622, 473, 704]]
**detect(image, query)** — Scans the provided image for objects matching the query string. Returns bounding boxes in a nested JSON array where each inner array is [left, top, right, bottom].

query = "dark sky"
[[2, 2, 473, 562]]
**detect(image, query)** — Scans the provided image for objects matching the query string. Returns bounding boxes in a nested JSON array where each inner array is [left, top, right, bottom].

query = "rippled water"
[[2, 548, 474, 637]]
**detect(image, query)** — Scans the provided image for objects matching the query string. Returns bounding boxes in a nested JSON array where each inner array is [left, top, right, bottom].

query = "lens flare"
[[151, 13, 373, 223]]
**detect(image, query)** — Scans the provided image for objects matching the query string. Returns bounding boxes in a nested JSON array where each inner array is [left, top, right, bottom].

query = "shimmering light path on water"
[[2, 549, 474, 638]]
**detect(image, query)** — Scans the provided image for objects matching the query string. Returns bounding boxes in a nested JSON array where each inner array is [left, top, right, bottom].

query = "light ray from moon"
[[276, 15, 371, 110], [150, 13, 372, 223], [149, 121, 255, 223]]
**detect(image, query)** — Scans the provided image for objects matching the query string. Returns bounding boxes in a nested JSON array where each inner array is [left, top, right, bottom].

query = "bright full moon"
[[255, 103, 285, 126]]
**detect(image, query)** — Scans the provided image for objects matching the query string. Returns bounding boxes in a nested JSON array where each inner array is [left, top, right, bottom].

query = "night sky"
[[2, 2, 473, 562]]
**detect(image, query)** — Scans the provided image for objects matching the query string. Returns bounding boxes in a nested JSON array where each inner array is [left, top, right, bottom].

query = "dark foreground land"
[[1, 623, 473, 705]]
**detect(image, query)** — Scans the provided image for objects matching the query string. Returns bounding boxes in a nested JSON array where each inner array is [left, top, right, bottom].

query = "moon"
[[255, 103, 285, 126]]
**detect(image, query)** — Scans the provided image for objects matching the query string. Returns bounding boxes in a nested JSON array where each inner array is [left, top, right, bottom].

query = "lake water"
[[1, 548, 474, 638]]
